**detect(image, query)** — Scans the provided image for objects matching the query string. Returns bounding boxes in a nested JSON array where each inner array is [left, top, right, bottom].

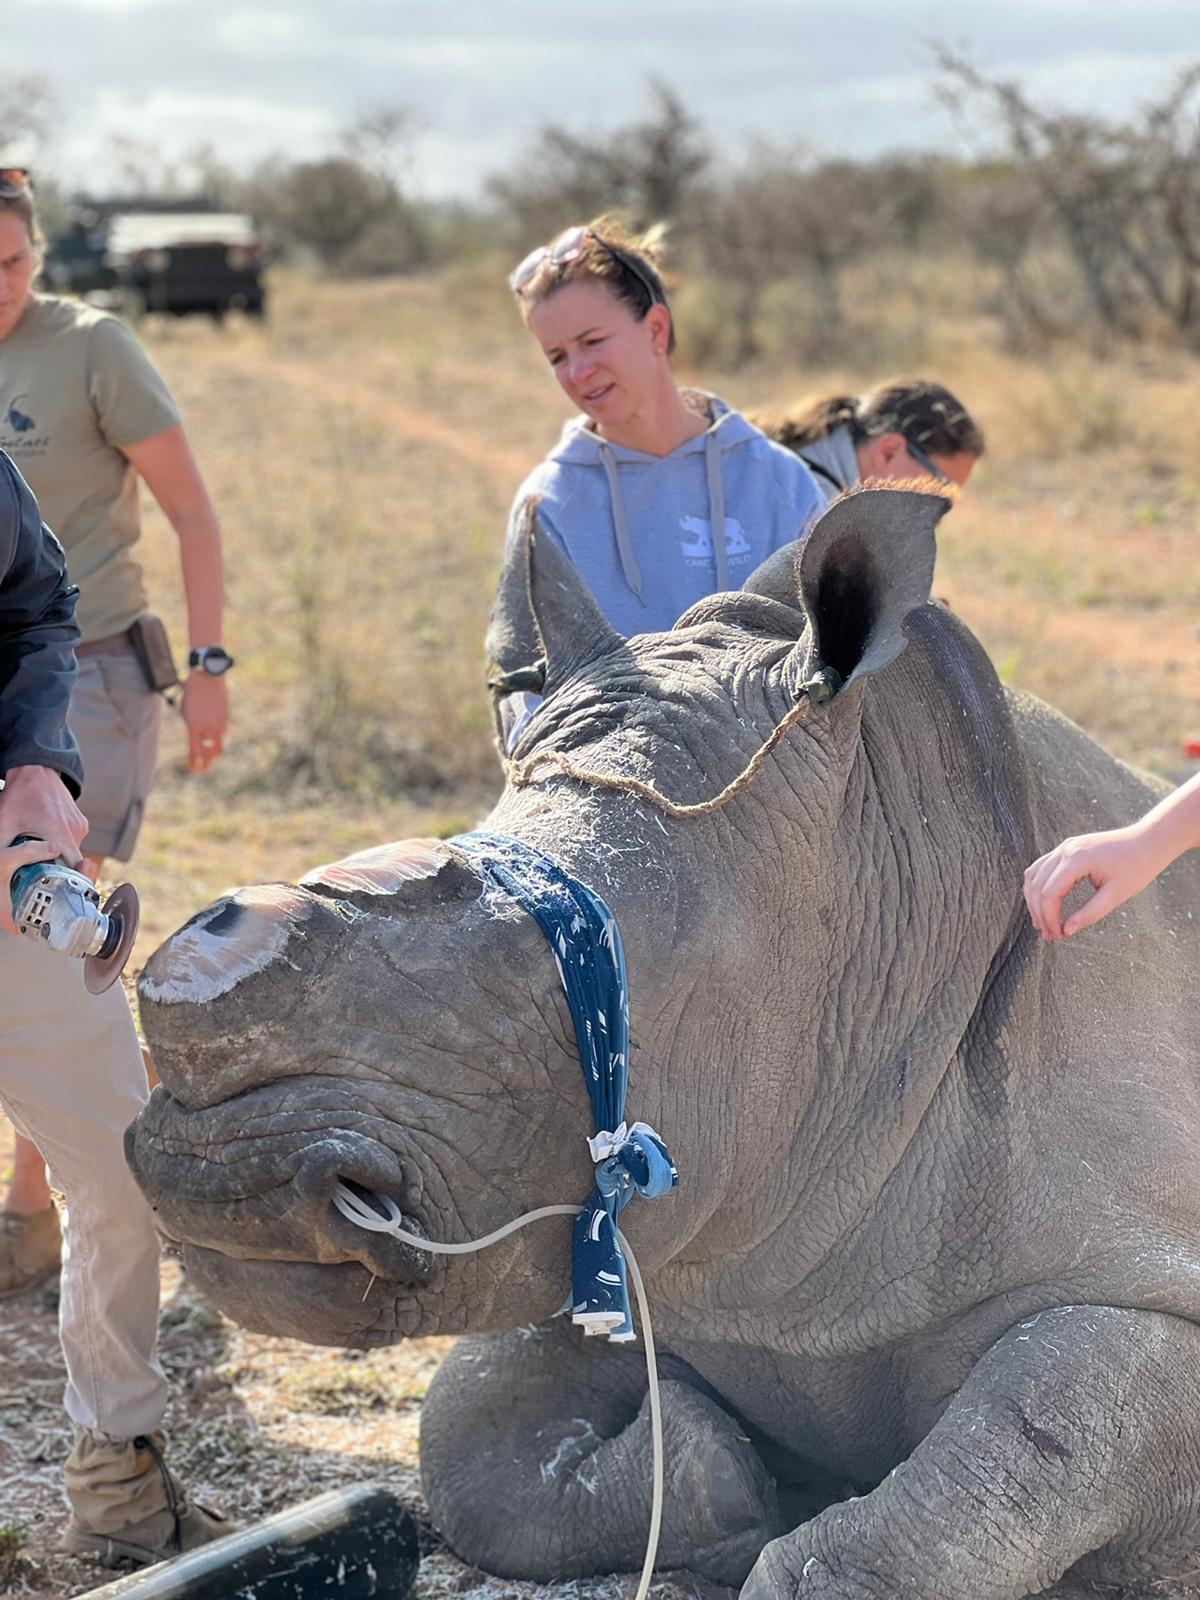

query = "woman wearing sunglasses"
[[751, 379, 985, 502], [493, 218, 824, 745]]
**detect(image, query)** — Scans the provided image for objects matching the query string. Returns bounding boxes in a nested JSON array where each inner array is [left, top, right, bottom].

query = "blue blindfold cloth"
[[455, 831, 678, 1342]]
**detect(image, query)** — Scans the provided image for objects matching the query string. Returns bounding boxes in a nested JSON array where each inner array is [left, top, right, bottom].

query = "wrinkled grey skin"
[[128, 488, 1200, 1600]]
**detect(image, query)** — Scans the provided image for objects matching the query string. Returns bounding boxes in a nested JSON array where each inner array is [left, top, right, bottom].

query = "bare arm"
[[122, 425, 228, 774], [1023, 771, 1200, 940]]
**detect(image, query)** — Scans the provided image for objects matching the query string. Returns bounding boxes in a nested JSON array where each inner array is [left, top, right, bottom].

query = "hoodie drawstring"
[[704, 429, 731, 592], [597, 408, 737, 603], [597, 439, 645, 601]]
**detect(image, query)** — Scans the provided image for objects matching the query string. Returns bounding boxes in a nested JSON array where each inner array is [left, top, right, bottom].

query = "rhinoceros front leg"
[[421, 1320, 781, 1587], [743, 1305, 1200, 1600]]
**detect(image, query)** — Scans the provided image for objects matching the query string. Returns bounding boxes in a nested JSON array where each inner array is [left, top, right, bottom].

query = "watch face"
[[192, 647, 234, 675]]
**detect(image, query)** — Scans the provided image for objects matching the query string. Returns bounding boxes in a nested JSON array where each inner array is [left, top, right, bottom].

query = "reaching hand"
[[181, 672, 228, 774], [1023, 827, 1167, 941]]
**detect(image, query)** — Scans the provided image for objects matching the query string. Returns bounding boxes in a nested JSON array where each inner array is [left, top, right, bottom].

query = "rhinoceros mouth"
[[150, 1184, 436, 1288], [178, 1243, 429, 1349], [126, 1085, 438, 1288]]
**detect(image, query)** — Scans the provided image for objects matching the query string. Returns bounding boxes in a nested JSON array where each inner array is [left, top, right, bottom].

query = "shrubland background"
[[2, 58, 1200, 1599], [5, 58, 1197, 956]]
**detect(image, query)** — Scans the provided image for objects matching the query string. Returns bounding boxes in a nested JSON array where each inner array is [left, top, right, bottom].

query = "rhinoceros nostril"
[[329, 1180, 435, 1285], [337, 1177, 395, 1222], [292, 1138, 404, 1207]]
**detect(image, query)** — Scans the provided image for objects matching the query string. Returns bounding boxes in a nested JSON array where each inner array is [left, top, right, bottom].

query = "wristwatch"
[[188, 645, 235, 676]]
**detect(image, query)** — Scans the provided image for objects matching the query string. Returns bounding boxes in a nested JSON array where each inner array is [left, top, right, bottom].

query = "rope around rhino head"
[[498, 665, 843, 820]]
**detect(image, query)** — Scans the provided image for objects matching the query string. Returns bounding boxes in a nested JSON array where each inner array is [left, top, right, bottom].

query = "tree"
[[488, 79, 710, 243], [339, 102, 430, 273], [689, 143, 912, 365], [251, 157, 388, 268], [0, 74, 55, 160], [343, 103, 422, 198], [103, 133, 184, 197], [936, 48, 1200, 348]]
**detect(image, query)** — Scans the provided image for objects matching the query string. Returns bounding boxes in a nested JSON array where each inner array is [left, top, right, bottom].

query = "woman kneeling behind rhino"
[[749, 378, 985, 502]]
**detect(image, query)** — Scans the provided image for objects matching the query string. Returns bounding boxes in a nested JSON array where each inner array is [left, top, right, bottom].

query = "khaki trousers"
[[0, 930, 167, 1442]]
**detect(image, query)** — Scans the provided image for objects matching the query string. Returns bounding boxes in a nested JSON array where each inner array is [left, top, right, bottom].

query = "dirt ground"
[[0, 1140, 655, 1600]]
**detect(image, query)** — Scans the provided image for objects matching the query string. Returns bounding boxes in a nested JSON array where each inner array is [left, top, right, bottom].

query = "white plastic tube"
[[333, 1183, 664, 1600]]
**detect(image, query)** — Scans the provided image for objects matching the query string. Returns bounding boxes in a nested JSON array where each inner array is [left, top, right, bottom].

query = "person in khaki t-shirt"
[[1, 294, 179, 642], [0, 454, 234, 1564], [0, 179, 233, 1324]]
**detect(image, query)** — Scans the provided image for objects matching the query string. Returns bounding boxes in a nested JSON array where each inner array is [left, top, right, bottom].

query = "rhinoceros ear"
[[521, 499, 626, 688], [792, 485, 949, 687], [485, 499, 546, 691], [742, 540, 806, 613]]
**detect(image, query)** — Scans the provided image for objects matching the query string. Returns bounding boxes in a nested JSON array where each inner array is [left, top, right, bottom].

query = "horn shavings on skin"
[[300, 838, 452, 897], [538, 1419, 605, 1485]]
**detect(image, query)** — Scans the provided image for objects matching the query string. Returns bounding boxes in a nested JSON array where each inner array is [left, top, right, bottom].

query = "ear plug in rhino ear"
[[800, 665, 844, 704]]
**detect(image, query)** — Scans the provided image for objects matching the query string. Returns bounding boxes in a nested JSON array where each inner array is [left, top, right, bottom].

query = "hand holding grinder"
[[9, 836, 139, 992]]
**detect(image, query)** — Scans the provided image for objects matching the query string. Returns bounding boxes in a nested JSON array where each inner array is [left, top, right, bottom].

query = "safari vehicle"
[[106, 210, 266, 320], [42, 212, 118, 298]]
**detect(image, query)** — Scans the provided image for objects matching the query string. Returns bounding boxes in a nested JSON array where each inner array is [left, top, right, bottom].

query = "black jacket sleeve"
[[0, 452, 84, 796]]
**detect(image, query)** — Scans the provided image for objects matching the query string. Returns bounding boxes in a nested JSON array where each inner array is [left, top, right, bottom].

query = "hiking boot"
[[62, 1499, 234, 1569], [62, 1429, 236, 1570], [0, 1204, 61, 1299]]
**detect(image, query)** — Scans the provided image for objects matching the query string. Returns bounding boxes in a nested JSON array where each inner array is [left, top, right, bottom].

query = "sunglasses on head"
[[0, 168, 30, 199], [510, 224, 662, 309]]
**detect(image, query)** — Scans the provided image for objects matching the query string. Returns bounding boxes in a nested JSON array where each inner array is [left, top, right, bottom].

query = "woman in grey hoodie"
[[751, 380, 985, 503], [492, 218, 823, 743]]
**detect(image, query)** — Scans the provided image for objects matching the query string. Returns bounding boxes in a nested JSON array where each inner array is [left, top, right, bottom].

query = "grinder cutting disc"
[[84, 882, 140, 995]]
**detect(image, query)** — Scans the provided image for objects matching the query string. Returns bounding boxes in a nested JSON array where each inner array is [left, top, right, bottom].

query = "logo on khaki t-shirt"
[[1, 392, 49, 457], [0, 295, 180, 640]]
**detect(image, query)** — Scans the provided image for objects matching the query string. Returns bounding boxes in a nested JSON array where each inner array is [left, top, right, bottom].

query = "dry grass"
[[123, 268, 1198, 961], [743, 330, 1200, 771], [1, 266, 1198, 1596]]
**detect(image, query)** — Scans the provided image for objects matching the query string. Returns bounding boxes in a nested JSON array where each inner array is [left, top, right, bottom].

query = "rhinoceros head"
[[129, 487, 1023, 1350]]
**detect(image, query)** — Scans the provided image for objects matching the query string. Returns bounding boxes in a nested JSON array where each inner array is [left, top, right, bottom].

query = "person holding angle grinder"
[[0, 167, 233, 1297], [0, 450, 232, 1565]]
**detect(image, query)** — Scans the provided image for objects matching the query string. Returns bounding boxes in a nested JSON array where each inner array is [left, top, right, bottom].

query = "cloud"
[[55, 86, 336, 177], [8, 2, 1199, 196], [213, 8, 314, 55]]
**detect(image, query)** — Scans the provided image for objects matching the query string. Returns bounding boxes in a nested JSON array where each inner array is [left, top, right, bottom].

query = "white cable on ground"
[[334, 1182, 664, 1600]]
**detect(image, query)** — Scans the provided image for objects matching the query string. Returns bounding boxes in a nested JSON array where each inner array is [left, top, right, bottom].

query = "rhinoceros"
[[127, 488, 1200, 1600]]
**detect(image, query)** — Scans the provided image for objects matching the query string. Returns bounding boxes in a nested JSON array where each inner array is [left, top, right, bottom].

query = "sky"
[[6, 1, 1199, 198]]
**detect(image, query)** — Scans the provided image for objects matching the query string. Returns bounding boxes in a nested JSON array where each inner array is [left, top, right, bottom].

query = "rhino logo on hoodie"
[[679, 515, 753, 566]]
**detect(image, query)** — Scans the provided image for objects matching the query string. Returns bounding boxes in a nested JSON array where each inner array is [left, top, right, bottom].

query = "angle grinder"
[[9, 836, 140, 993]]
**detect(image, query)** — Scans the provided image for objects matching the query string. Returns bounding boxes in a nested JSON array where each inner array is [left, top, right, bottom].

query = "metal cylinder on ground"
[[80, 1483, 420, 1600]]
